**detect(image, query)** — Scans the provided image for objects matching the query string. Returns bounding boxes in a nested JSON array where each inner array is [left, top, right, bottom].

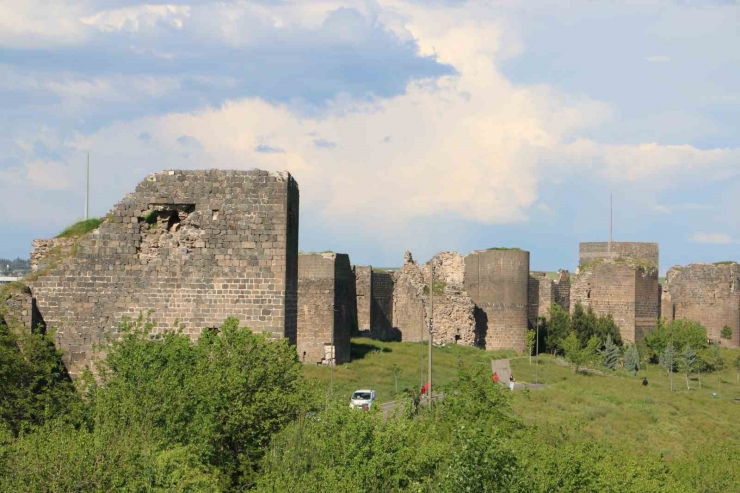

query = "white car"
[[350, 389, 376, 410]]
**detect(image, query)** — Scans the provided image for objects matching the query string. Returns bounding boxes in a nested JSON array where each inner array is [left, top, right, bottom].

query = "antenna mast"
[[608, 193, 612, 253], [85, 154, 90, 220]]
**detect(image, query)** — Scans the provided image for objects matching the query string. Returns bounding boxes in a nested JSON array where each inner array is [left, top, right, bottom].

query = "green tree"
[[624, 345, 640, 375], [659, 342, 677, 374], [526, 330, 536, 364], [391, 363, 401, 394], [721, 325, 732, 340], [600, 335, 621, 371], [0, 320, 81, 436], [546, 303, 570, 354], [734, 355, 740, 381], [710, 340, 723, 371], [571, 303, 622, 347], [680, 344, 697, 390], [562, 332, 600, 373], [645, 318, 707, 363]]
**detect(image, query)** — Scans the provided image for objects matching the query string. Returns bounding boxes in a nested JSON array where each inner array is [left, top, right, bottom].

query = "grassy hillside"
[[302, 338, 515, 402], [304, 338, 740, 461]]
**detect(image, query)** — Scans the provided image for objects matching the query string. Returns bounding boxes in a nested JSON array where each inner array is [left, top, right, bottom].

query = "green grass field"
[[304, 338, 740, 462]]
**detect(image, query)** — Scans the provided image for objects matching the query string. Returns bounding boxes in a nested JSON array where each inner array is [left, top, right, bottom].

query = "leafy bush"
[[0, 322, 81, 436], [562, 332, 600, 373], [644, 318, 707, 363], [721, 325, 732, 340], [545, 303, 571, 353], [55, 218, 103, 238]]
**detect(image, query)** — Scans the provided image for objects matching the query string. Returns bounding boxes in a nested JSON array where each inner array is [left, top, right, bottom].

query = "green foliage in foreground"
[[0, 315, 309, 491], [55, 218, 103, 238], [3, 322, 740, 492], [644, 318, 708, 363]]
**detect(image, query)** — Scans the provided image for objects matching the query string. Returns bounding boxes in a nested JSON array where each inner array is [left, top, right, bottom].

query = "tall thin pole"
[[420, 304, 425, 391], [608, 193, 612, 253], [535, 318, 540, 384], [85, 154, 90, 220], [428, 265, 434, 403]]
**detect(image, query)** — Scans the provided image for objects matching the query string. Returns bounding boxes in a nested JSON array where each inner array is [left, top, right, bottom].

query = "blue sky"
[[1, 0, 738, 274]]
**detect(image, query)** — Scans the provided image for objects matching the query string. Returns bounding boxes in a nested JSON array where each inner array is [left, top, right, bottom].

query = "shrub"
[[562, 332, 600, 373], [721, 326, 732, 340]]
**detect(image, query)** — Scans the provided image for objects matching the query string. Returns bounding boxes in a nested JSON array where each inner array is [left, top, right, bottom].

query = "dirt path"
[[491, 357, 546, 390]]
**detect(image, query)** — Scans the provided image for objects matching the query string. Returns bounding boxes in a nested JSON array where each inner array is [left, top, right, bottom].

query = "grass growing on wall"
[[487, 247, 522, 251], [713, 260, 738, 265], [55, 218, 103, 238], [422, 280, 447, 296]]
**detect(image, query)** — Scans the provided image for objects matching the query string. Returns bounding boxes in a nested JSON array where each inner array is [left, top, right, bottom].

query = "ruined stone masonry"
[[354, 265, 372, 333], [30, 169, 299, 376], [662, 263, 740, 348], [391, 251, 477, 346], [528, 270, 570, 327], [297, 253, 356, 365]]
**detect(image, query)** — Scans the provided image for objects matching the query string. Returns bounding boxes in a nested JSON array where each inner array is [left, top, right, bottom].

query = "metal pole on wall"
[[535, 318, 540, 384], [85, 153, 90, 220], [428, 264, 434, 404], [420, 303, 425, 392]]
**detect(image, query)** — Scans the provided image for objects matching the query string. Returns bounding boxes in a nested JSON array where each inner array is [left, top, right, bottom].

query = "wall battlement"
[[579, 242, 659, 268]]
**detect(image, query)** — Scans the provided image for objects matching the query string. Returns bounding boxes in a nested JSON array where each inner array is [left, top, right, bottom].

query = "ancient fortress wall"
[[31, 238, 76, 272], [297, 253, 355, 365], [464, 249, 529, 351], [579, 242, 659, 267], [354, 265, 372, 332], [30, 169, 299, 376], [662, 263, 740, 347], [371, 271, 395, 340], [571, 260, 658, 343], [393, 251, 477, 346], [528, 271, 571, 326]]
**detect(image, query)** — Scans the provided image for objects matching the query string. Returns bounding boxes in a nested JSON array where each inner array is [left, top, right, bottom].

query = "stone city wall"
[[571, 259, 658, 343], [30, 169, 299, 376], [662, 263, 740, 347], [464, 249, 529, 351], [392, 251, 476, 346], [296, 253, 354, 365], [31, 238, 77, 272], [579, 242, 659, 267], [371, 271, 395, 340], [354, 265, 372, 332]]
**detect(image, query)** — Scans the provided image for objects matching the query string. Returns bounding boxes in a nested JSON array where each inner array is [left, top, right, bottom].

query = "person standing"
[[492, 372, 499, 383], [509, 375, 515, 391]]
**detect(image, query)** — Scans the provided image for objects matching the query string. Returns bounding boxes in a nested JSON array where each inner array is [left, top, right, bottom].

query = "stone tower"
[[31, 169, 299, 376]]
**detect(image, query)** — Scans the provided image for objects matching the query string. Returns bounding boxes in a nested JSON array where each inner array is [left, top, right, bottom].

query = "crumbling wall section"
[[391, 251, 476, 346], [31, 238, 77, 272], [31, 169, 299, 376], [554, 270, 571, 312], [662, 263, 740, 347], [464, 249, 530, 351]]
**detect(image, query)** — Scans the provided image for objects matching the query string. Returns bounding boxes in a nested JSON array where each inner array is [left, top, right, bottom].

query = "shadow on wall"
[[350, 341, 392, 360], [370, 297, 401, 342], [474, 306, 488, 349]]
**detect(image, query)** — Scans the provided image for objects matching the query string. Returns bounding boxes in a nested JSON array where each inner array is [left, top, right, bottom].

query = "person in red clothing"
[[492, 372, 499, 383]]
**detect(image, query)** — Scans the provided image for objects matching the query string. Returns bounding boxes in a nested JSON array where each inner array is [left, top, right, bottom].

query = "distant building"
[[0, 276, 22, 285]]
